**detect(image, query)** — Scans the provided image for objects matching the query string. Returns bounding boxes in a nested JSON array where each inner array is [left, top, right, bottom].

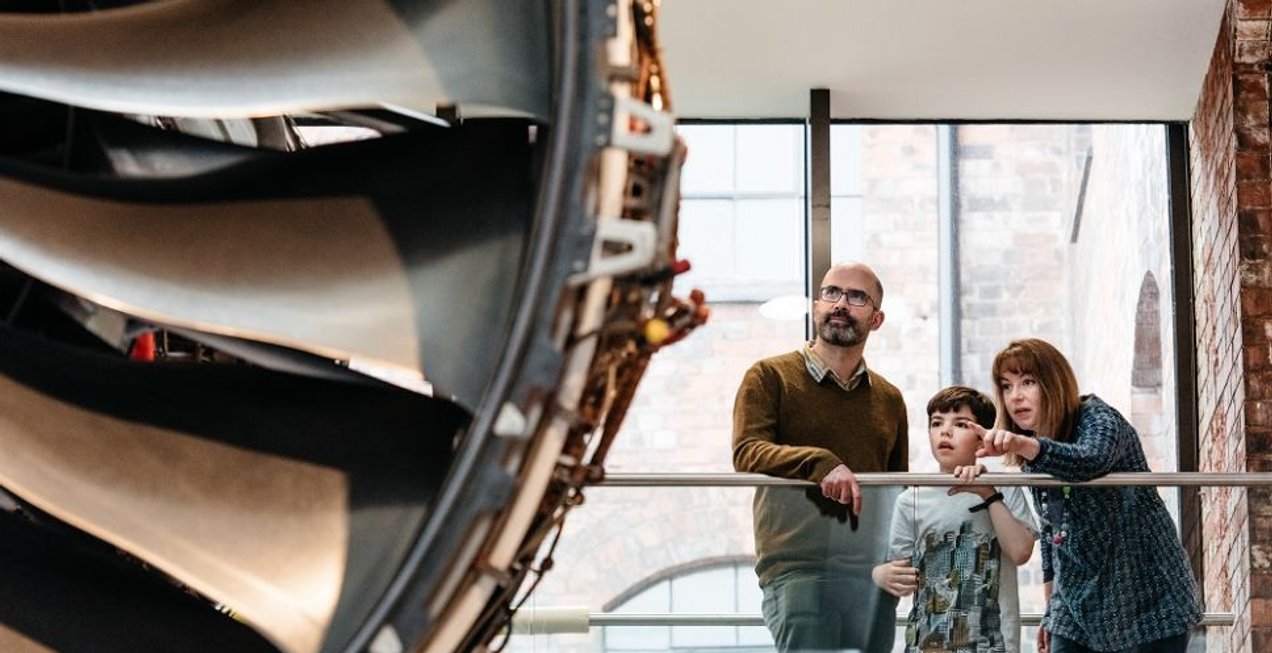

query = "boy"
[[873, 386, 1038, 653]]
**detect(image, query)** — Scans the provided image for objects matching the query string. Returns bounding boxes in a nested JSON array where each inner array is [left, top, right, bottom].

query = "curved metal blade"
[[0, 122, 536, 408], [0, 626, 54, 653], [0, 0, 550, 119], [73, 112, 284, 178], [0, 325, 464, 653], [0, 173, 423, 378], [0, 511, 278, 653]]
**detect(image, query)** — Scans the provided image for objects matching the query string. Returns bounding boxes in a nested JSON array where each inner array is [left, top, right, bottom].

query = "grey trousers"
[[760, 570, 898, 653]]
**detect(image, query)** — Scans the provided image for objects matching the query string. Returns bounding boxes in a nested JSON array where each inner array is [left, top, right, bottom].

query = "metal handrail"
[[587, 612, 1235, 628], [596, 472, 1272, 487], [509, 608, 1234, 631]]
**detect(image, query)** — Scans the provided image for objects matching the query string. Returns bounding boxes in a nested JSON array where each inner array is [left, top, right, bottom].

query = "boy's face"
[[928, 405, 980, 472]]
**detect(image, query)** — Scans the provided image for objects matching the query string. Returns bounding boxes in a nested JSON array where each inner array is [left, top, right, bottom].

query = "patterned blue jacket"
[[1023, 395, 1202, 650]]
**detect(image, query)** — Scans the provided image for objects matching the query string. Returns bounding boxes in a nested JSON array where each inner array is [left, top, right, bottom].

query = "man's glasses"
[[817, 285, 876, 307]]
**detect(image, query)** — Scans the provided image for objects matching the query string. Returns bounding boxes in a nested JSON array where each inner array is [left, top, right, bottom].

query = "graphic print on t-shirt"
[[907, 521, 1004, 653]]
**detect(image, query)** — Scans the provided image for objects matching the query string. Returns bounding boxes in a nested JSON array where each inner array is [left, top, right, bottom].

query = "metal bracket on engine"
[[602, 94, 674, 156], [567, 217, 658, 285]]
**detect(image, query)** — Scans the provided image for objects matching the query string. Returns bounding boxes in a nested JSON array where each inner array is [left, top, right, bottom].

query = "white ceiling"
[[659, 0, 1228, 121]]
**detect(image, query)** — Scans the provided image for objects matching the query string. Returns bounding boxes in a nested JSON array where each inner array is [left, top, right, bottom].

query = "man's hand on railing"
[[819, 464, 862, 515]]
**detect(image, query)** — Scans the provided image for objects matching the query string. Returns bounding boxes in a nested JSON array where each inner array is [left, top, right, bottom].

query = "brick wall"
[[1068, 125, 1179, 476], [856, 124, 942, 470], [1191, 5, 1253, 652], [1231, 2, 1272, 651], [957, 124, 1074, 396]]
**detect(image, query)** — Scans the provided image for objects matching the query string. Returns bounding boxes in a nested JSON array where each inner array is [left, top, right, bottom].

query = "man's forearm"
[[733, 437, 837, 479]]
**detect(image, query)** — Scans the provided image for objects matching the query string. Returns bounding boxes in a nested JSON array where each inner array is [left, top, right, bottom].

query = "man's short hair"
[[926, 385, 996, 429]]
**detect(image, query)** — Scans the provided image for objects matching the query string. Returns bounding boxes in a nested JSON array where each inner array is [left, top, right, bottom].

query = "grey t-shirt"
[[887, 485, 1039, 653]]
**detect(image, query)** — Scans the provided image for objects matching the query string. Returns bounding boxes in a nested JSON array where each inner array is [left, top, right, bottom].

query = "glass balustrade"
[[500, 474, 1252, 653]]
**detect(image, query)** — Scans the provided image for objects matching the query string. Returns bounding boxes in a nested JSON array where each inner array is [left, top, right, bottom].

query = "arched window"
[[1130, 272, 1167, 469], [1132, 272, 1163, 391], [601, 558, 772, 652], [1130, 271, 1181, 525]]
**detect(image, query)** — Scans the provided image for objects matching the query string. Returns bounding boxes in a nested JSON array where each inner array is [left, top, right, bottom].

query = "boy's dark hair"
[[926, 385, 996, 428]]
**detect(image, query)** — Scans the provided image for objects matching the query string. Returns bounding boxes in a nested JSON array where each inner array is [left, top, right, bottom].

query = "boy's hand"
[[947, 463, 995, 499], [952, 463, 987, 484], [872, 559, 918, 598]]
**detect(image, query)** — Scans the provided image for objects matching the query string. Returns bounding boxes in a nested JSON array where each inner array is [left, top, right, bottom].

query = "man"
[[733, 261, 909, 652]]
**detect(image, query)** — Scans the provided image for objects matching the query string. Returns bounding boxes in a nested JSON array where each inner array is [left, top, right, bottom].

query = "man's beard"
[[816, 310, 865, 347]]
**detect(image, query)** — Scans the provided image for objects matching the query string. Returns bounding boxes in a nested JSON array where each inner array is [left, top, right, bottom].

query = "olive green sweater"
[[732, 350, 908, 586]]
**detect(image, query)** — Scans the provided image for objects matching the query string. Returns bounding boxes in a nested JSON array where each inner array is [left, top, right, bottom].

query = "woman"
[[972, 338, 1201, 653]]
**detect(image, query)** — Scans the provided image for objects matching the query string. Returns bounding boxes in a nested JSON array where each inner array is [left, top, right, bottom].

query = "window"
[[602, 562, 770, 652], [507, 122, 1183, 653]]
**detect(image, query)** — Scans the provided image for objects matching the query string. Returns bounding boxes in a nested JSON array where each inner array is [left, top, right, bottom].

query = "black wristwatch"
[[969, 491, 1005, 513]]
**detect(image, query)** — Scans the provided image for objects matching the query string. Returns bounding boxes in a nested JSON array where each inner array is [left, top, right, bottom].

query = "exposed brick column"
[[1233, 3, 1272, 651], [1193, 2, 1272, 651]]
